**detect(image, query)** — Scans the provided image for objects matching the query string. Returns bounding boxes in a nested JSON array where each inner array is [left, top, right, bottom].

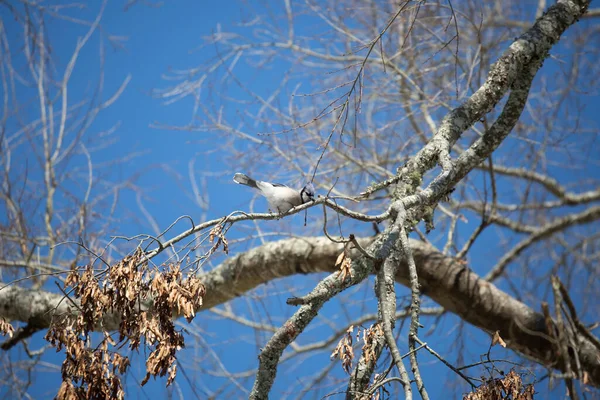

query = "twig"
[[413, 336, 475, 388]]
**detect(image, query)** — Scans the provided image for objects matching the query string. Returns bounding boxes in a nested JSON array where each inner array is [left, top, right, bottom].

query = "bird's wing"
[[256, 180, 289, 193]]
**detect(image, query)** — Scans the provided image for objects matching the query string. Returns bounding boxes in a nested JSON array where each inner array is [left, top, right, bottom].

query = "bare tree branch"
[[2, 236, 599, 387]]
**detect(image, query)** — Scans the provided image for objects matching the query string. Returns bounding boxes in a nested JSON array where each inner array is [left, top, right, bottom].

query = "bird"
[[233, 173, 315, 213]]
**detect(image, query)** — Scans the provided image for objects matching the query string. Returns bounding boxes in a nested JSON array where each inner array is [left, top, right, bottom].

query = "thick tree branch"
[[2, 236, 599, 387], [363, 0, 591, 199], [485, 205, 600, 281]]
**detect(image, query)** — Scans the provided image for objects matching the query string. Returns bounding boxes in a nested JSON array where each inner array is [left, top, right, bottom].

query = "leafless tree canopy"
[[1, 0, 599, 399]]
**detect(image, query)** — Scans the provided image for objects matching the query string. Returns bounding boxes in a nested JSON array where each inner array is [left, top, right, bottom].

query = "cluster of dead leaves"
[[49, 329, 130, 400], [464, 370, 535, 400], [335, 251, 353, 282], [331, 323, 384, 375], [361, 322, 383, 366], [0, 317, 14, 338], [140, 263, 205, 386], [331, 325, 355, 374], [45, 247, 205, 399]]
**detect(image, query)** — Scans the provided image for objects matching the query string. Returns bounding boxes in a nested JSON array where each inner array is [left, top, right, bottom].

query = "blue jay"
[[233, 173, 315, 213]]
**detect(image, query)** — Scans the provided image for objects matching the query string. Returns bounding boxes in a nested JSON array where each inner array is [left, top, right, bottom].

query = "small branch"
[[144, 197, 392, 262], [486, 205, 600, 281], [349, 234, 376, 260], [413, 336, 476, 388], [396, 203, 429, 400]]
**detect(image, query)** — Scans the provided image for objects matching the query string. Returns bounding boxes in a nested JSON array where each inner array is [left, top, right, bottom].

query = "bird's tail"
[[233, 173, 259, 189]]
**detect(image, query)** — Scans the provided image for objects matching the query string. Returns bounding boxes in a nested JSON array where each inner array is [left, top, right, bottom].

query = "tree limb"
[[2, 236, 599, 387]]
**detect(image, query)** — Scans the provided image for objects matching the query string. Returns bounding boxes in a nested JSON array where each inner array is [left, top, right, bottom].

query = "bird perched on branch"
[[233, 173, 315, 213]]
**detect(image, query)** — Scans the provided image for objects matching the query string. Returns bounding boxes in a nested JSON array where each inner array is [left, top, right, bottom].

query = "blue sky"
[[2, 1, 599, 399]]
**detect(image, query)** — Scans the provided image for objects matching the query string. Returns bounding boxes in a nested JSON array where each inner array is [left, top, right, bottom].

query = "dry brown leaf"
[[0, 318, 14, 338], [335, 251, 346, 267], [336, 251, 353, 282], [492, 330, 507, 348], [330, 325, 355, 374]]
